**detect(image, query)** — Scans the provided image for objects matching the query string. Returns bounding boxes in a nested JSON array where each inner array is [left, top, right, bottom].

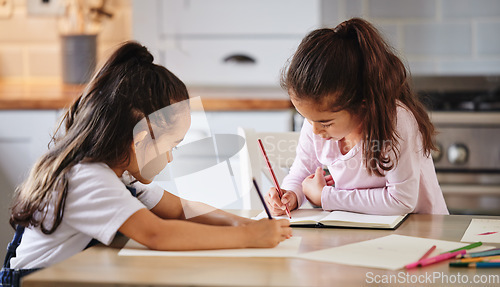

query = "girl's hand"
[[325, 173, 334, 186], [265, 188, 298, 216], [245, 218, 292, 248], [302, 167, 327, 206]]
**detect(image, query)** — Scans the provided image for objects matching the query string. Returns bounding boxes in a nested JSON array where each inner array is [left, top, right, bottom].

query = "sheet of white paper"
[[296, 234, 495, 270], [118, 236, 302, 257], [461, 218, 500, 243]]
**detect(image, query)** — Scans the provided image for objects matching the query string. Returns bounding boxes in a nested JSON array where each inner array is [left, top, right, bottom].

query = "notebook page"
[[253, 209, 331, 224], [321, 210, 402, 225]]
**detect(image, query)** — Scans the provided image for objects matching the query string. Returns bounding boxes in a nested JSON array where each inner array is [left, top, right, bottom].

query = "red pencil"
[[257, 139, 292, 219], [418, 245, 436, 261]]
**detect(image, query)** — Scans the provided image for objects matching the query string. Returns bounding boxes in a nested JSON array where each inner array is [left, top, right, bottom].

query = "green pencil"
[[443, 242, 482, 254]]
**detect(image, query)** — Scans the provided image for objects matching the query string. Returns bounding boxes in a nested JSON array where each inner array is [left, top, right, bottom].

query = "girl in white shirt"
[[8, 42, 291, 271]]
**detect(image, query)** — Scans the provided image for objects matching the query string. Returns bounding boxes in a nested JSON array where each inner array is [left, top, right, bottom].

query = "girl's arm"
[[302, 160, 418, 215], [150, 190, 254, 226], [320, 184, 417, 215], [118, 208, 292, 251], [279, 121, 323, 208], [320, 109, 430, 215]]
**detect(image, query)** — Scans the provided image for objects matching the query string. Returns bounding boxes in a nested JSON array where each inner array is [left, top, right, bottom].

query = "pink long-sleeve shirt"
[[282, 104, 449, 215]]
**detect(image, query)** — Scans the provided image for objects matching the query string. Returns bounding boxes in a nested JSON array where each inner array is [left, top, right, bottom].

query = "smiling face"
[[291, 93, 363, 142]]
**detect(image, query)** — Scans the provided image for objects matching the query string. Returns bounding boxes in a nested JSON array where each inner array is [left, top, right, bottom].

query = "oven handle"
[[440, 184, 500, 195]]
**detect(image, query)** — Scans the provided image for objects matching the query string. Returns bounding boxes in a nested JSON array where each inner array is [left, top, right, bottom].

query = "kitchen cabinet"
[[163, 38, 303, 86], [133, 0, 320, 87], [0, 110, 59, 260], [158, 0, 319, 35]]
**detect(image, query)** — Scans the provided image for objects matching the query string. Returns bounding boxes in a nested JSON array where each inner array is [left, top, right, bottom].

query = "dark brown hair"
[[282, 18, 436, 176], [10, 41, 190, 233]]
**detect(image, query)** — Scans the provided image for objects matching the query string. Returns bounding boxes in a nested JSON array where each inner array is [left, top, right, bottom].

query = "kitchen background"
[[1, 0, 499, 259], [1, 0, 500, 78]]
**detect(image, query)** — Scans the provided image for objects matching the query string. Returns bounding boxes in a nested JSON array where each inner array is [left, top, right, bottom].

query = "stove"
[[414, 76, 500, 215]]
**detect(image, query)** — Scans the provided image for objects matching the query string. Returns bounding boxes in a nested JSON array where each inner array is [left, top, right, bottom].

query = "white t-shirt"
[[10, 162, 164, 269]]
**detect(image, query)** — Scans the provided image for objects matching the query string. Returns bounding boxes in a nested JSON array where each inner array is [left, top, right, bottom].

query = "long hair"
[[10, 41, 190, 233], [282, 18, 436, 176]]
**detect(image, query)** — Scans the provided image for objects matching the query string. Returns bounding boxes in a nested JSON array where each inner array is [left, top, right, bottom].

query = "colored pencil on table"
[[405, 250, 466, 269], [452, 255, 500, 263], [456, 248, 500, 259], [449, 262, 500, 268], [405, 245, 436, 269], [442, 241, 482, 254], [418, 245, 436, 261]]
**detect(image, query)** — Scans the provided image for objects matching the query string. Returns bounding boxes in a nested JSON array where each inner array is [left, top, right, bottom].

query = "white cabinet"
[[133, 0, 320, 87], [164, 38, 302, 86], [159, 0, 319, 36], [0, 110, 59, 260]]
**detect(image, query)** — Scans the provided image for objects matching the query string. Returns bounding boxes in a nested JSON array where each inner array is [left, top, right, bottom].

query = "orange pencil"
[[257, 139, 292, 219], [453, 255, 500, 263]]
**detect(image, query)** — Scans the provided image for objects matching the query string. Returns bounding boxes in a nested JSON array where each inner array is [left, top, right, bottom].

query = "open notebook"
[[255, 209, 408, 230]]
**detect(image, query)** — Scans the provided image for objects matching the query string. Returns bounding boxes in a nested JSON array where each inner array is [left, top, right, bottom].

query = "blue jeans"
[[1, 185, 137, 286], [1, 225, 41, 287], [1, 267, 40, 287]]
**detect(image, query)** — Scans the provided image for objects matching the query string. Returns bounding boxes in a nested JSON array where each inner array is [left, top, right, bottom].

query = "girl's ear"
[[359, 99, 367, 112], [361, 99, 366, 107]]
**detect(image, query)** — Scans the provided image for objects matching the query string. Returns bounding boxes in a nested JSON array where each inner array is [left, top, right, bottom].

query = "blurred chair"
[[237, 127, 300, 209]]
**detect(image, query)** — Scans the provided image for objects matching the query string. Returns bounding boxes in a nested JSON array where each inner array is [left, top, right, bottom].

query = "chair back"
[[238, 127, 299, 209]]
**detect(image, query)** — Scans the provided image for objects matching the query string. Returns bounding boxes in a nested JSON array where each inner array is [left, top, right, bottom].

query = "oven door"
[[431, 112, 500, 215], [438, 174, 500, 215]]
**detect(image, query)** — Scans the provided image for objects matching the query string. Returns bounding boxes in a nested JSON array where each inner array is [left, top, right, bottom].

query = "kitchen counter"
[[0, 81, 83, 110], [0, 81, 293, 111]]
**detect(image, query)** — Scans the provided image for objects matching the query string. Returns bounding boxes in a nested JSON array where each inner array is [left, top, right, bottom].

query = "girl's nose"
[[166, 150, 173, 163], [311, 122, 323, 135]]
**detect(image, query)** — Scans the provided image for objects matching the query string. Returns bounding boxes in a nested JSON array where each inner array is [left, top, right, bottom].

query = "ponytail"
[[282, 18, 436, 176], [10, 41, 189, 232]]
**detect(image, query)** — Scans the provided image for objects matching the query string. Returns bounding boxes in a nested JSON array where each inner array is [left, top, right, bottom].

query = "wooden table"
[[23, 213, 500, 287]]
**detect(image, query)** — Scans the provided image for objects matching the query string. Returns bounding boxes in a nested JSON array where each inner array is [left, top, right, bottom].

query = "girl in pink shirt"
[[265, 18, 448, 216]]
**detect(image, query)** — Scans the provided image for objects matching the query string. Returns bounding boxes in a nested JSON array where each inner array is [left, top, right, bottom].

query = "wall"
[[2, 0, 499, 79], [0, 0, 132, 79], [0, 0, 132, 260], [321, 0, 500, 75]]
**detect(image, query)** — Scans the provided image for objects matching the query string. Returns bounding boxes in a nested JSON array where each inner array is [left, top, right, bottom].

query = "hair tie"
[[136, 49, 154, 64], [333, 20, 358, 40], [333, 21, 348, 33]]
